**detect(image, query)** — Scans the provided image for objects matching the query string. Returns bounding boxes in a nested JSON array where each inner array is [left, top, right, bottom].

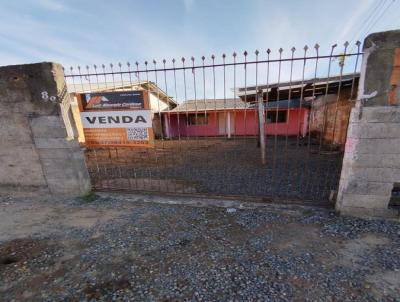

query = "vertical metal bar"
[[257, 91, 266, 165], [86, 65, 93, 92], [294, 46, 309, 199], [102, 64, 108, 90], [191, 57, 198, 139], [182, 57, 189, 193], [319, 44, 337, 152], [233, 52, 237, 140], [223, 54, 227, 138], [314, 44, 337, 200], [268, 48, 286, 196], [163, 59, 175, 193], [153, 60, 167, 192], [243, 51, 248, 137], [307, 44, 320, 152], [144, 61, 153, 191], [264, 49, 272, 196], [282, 47, 296, 199], [330, 42, 349, 146], [182, 58, 189, 141], [110, 63, 116, 90], [304, 45, 320, 199], [172, 58, 183, 191], [172, 59, 181, 140], [272, 49, 283, 197]]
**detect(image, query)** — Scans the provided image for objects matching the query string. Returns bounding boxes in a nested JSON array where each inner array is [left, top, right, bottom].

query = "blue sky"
[[1, 0, 399, 68]]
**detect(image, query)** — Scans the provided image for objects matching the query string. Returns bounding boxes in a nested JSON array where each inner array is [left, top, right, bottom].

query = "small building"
[[164, 73, 359, 146], [67, 81, 177, 142], [164, 98, 309, 138], [237, 73, 360, 147]]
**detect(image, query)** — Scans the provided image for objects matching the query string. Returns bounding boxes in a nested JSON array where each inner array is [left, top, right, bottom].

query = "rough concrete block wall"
[[0, 62, 91, 197], [336, 30, 400, 218], [337, 105, 400, 217]]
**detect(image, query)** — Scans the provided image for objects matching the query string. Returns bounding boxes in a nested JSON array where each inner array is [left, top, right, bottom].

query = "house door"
[[218, 112, 234, 137]]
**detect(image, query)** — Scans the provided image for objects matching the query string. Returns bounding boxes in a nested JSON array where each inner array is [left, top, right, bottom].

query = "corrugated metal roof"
[[236, 73, 360, 101], [168, 98, 308, 112], [170, 98, 248, 112]]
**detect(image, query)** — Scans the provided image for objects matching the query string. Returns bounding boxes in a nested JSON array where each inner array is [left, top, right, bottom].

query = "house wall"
[[309, 88, 354, 147], [166, 108, 309, 137], [149, 93, 169, 112]]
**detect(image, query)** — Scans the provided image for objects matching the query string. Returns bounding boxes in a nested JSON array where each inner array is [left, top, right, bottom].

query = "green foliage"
[[80, 191, 98, 203]]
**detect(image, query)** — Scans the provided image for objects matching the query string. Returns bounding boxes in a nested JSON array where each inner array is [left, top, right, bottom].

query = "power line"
[[348, 0, 395, 53], [347, 0, 387, 45], [362, 0, 396, 38]]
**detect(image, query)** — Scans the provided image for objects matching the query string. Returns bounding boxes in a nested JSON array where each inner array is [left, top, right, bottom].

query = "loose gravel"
[[0, 194, 399, 301]]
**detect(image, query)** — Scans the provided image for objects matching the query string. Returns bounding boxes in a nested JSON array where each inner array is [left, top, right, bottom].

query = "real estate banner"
[[77, 91, 154, 147], [82, 91, 147, 110]]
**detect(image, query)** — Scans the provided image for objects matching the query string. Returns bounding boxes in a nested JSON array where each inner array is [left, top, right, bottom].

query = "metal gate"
[[65, 42, 362, 205]]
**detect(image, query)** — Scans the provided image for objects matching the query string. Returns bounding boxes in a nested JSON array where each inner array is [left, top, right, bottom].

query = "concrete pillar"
[[336, 30, 400, 218], [0, 62, 91, 198]]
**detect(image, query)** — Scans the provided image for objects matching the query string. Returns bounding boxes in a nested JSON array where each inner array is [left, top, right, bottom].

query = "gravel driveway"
[[0, 193, 399, 301]]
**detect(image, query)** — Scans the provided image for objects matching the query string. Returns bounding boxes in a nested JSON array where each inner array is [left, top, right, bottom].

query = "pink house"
[[163, 98, 310, 138]]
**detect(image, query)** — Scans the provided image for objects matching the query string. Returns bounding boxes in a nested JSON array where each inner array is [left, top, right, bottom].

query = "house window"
[[266, 110, 287, 123], [188, 113, 208, 125]]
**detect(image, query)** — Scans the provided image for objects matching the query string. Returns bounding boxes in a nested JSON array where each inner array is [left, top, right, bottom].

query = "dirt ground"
[[0, 193, 399, 301]]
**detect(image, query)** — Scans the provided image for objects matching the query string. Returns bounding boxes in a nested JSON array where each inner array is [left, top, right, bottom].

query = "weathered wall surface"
[[0, 62, 91, 197], [309, 88, 355, 148], [336, 30, 400, 218]]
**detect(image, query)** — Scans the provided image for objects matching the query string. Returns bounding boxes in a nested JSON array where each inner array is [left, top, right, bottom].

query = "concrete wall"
[[336, 30, 400, 218], [0, 62, 91, 197]]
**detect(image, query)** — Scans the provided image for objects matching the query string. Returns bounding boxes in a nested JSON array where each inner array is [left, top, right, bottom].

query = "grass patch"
[[80, 191, 99, 203]]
